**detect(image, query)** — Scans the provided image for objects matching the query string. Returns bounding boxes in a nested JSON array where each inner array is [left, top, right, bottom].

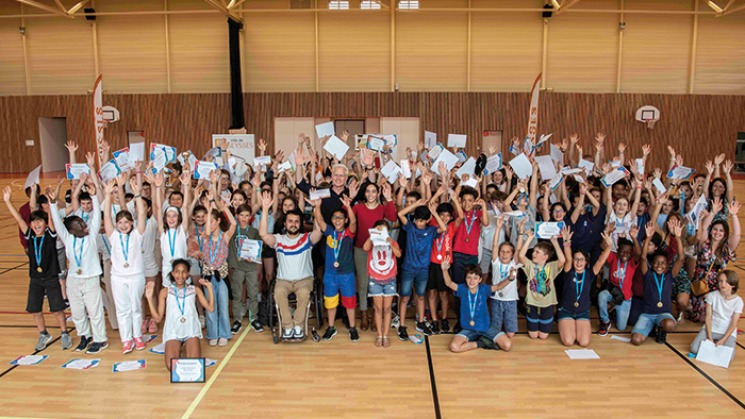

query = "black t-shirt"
[[643, 270, 673, 314], [25, 228, 60, 278], [560, 268, 595, 313]]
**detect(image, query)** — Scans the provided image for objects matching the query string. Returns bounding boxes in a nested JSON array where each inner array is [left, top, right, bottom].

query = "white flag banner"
[[525, 73, 541, 157], [93, 75, 105, 170]]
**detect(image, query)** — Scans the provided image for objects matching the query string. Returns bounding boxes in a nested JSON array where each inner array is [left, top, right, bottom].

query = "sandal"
[[382, 336, 391, 348], [375, 336, 383, 347]]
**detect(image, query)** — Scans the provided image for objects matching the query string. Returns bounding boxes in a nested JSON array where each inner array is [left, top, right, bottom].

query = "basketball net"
[[645, 118, 658, 129]]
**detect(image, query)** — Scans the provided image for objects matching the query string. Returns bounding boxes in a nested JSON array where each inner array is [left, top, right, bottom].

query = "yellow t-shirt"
[[523, 260, 560, 308]]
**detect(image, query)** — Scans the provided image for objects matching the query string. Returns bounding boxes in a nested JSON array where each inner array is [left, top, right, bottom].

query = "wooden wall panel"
[[0, 2, 24, 96], [547, 10, 618, 92], [694, 14, 745, 95], [97, 0, 168, 94], [620, 0, 693, 94], [317, 12, 390, 92], [167, 0, 230, 93], [26, 17, 96, 95], [244, 13, 315, 92], [1, 93, 743, 174], [395, 11, 468, 91]]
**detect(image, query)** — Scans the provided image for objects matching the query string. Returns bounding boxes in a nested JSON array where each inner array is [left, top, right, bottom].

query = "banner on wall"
[[525, 73, 542, 157], [212, 134, 255, 166], [93, 75, 105, 170]]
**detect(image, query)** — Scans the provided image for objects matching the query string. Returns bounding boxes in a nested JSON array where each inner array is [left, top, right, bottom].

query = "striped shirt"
[[273, 233, 314, 281]]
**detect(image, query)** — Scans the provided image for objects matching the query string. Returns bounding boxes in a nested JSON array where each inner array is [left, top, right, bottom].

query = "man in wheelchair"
[[258, 192, 323, 341]]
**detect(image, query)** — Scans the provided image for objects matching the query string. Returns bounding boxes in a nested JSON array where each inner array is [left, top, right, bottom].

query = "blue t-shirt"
[[643, 270, 673, 314], [560, 269, 595, 313], [323, 225, 355, 274], [570, 205, 607, 254], [402, 222, 438, 272], [456, 283, 491, 333]]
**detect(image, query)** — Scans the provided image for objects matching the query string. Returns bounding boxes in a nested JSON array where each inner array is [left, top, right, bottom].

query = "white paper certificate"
[[369, 228, 390, 246], [508, 153, 532, 180], [310, 188, 331, 200], [484, 153, 502, 175], [447, 134, 467, 148], [99, 160, 121, 183], [112, 148, 131, 172], [424, 131, 437, 149], [66, 163, 91, 180], [535, 221, 564, 239], [600, 167, 627, 187], [170, 358, 205, 383], [323, 135, 350, 160], [240, 239, 263, 263], [193, 161, 218, 180]]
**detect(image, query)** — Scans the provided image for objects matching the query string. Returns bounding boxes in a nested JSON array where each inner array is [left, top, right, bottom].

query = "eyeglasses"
[[573, 258, 586, 262], [331, 216, 346, 220]]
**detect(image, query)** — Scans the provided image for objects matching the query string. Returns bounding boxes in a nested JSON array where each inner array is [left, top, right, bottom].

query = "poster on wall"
[[212, 134, 255, 166]]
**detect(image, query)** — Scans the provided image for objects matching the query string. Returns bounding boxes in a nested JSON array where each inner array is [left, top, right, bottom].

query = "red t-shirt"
[[367, 241, 400, 283], [352, 201, 397, 248], [452, 209, 482, 256], [606, 252, 637, 301], [430, 222, 456, 264]]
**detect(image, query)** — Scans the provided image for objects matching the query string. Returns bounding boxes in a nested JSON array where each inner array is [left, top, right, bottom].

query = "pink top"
[[352, 201, 397, 248]]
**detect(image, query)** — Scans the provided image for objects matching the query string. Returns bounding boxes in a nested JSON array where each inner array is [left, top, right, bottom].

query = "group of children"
[[7, 132, 743, 369]]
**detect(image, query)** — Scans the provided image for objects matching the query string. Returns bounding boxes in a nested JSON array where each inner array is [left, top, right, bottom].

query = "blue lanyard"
[[653, 272, 665, 303], [101, 234, 110, 256], [119, 232, 130, 263], [167, 228, 177, 257], [196, 225, 204, 252], [468, 286, 480, 323], [81, 211, 89, 224], [235, 226, 247, 250], [73, 236, 85, 270], [332, 229, 345, 263], [208, 234, 222, 266], [574, 270, 586, 304], [175, 286, 186, 318], [463, 211, 477, 236], [616, 260, 628, 290], [33, 234, 45, 269], [435, 232, 446, 254]]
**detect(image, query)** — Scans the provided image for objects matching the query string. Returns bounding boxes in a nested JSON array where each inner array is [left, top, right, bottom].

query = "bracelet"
[[134, 194, 141, 199], [210, 199, 215, 203]]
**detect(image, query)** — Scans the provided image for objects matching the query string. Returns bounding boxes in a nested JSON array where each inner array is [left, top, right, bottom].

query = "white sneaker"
[[391, 314, 400, 329], [293, 326, 304, 339], [217, 338, 228, 347], [282, 328, 294, 339], [208, 339, 218, 346]]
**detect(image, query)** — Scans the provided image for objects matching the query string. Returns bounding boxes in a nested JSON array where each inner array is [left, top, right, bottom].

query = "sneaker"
[[208, 339, 218, 346], [323, 326, 337, 341], [61, 332, 72, 350], [218, 338, 228, 347], [598, 320, 610, 337], [148, 318, 158, 334], [281, 328, 294, 340], [231, 321, 242, 335], [397, 326, 409, 341], [391, 314, 400, 330], [199, 315, 206, 329], [430, 321, 441, 335], [293, 326, 305, 340], [121, 340, 134, 354], [479, 336, 498, 350], [440, 319, 450, 333], [74, 336, 92, 352], [133, 336, 146, 351], [35, 332, 53, 351], [349, 327, 360, 342], [85, 341, 109, 354], [416, 321, 433, 336], [251, 320, 264, 333], [64, 299, 70, 309], [656, 326, 667, 344]]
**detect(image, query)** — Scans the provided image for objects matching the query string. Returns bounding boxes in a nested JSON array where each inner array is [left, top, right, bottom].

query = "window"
[[361, 1, 381, 10], [328, 0, 349, 9], [398, 0, 419, 9]]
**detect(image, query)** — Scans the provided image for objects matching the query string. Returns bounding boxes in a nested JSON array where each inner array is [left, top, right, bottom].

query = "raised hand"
[[618, 143, 626, 154], [561, 225, 573, 242], [2, 186, 11, 202], [728, 200, 741, 216], [629, 225, 639, 239], [569, 133, 579, 144], [667, 145, 676, 158], [85, 152, 96, 168], [382, 182, 393, 201], [705, 160, 714, 175], [198, 277, 212, 288], [715, 153, 725, 166], [103, 179, 116, 196], [340, 194, 353, 209], [65, 141, 79, 153], [600, 231, 613, 248], [260, 191, 274, 211], [348, 179, 360, 198], [595, 133, 606, 144], [441, 256, 451, 271], [258, 138, 267, 153], [712, 197, 723, 214], [723, 160, 733, 175], [642, 144, 651, 157]]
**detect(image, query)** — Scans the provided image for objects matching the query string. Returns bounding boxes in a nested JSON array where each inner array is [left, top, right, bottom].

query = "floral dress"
[[688, 240, 735, 322]]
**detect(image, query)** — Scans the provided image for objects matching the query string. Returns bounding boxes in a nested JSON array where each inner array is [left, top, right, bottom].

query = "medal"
[[77, 269, 82, 275], [434, 233, 446, 261], [332, 228, 344, 269], [175, 286, 187, 323], [436, 254, 443, 261], [37, 267, 42, 273], [469, 321, 475, 326], [73, 236, 85, 277], [574, 302, 579, 308], [657, 302, 663, 308], [467, 286, 480, 329], [653, 272, 665, 310], [124, 263, 130, 268], [180, 317, 186, 323], [574, 270, 585, 310], [334, 261, 339, 268], [465, 238, 469, 243], [33, 234, 45, 273], [463, 211, 477, 244], [119, 232, 131, 269]]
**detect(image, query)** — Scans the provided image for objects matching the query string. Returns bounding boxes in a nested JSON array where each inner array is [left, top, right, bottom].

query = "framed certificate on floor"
[[170, 358, 206, 383]]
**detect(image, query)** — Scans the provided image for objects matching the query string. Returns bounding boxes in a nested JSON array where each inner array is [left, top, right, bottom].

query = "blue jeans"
[[597, 290, 632, 331], [400, 268, 428, 297], [631, 312, 675, 337], [205, 276, 231, 340]]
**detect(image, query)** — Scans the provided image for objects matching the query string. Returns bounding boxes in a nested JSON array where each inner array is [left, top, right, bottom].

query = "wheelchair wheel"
[[314, 276, 324, 329]]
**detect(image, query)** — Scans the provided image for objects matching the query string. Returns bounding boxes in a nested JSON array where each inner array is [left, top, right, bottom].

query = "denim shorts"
[[557, 307, 591, 321], [368, 280, 397, 297], [400, 268, 428, 297], [457, 328, 504, 345], [631, 312, 675, 337], [488, 299, 518, 334]]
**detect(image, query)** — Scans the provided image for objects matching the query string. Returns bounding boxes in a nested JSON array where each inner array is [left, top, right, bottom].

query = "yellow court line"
[[181, 326, 252, 419]]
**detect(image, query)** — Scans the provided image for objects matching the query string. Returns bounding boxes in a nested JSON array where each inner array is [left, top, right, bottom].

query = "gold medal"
[[77, 268, 82, 275], [469, 320, 475, 326], [465, 238, 469, 243], [124, 263, 129, 268], [180, 317, 186, 323], [36, 267, 42, 273], [334, 261, 339, 268], [574, 302, 579, 308], [657, 301, 663, 308]]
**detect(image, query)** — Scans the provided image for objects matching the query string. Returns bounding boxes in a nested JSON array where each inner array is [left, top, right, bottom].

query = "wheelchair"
[[267, 276, 324, 344]]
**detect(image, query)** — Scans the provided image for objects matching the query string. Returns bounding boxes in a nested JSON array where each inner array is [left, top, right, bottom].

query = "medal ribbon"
[[653, 272, 665, 305], [73, 236, 85, 271], [33, 234, 45, 269], [468, 286, 480, 325], [574, 270, 586, 306], [119, 232, 130, 264]]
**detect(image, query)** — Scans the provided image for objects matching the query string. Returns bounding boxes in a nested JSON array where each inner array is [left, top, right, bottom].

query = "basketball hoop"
[[635, 105, 660, 131]]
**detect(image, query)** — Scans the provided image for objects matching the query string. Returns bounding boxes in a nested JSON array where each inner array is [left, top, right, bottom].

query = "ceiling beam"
[[52, 0, 66, 13], [555, 0, 582, 15], [15, 0, 71, 17], [66, 0, 89, 15], [722, 2, 745, 15], [203, 0, 243, 22]]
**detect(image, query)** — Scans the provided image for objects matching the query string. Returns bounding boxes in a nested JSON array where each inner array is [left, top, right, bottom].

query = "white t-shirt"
[[160, 226, 188, 286], [705, 291, 743, 335], [491, 259, 518, 301], [109, 229, 145, 277], [273, 233, 314, 281], [141, 216, 159, 265], [607, 211, 635, 252]]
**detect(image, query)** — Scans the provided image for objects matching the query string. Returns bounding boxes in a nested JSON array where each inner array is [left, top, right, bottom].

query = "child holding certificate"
[[145, 259, 214, 371]]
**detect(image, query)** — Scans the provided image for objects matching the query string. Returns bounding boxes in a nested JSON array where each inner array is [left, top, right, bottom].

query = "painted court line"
[[181, 326, 252, 419], [0, 327, 75, 380], [424, 336, 442, 419]]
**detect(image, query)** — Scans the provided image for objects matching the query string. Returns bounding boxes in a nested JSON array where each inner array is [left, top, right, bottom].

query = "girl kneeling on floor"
[[145, 259, 214, 371]]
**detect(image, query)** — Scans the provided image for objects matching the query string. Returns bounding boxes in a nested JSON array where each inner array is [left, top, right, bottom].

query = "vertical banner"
[[525, 73, 542, 157], [211, 134, 255, 165], [93, 74, 105, 170]]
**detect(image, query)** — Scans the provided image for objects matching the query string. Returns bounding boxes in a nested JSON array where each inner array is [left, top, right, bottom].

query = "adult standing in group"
[[259, 191, 323, 340], [295, 150, 350, 225]]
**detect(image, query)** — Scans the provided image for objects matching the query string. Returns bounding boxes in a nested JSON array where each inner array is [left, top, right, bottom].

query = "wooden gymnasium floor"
[[1, 175, 745, 418]]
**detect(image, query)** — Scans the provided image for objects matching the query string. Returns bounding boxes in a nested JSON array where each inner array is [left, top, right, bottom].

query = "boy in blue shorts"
[[440, 258, 512, 352], [311, 195, 359, 341], [397, 199, 447, 340], [631, 218, 683, 345]]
